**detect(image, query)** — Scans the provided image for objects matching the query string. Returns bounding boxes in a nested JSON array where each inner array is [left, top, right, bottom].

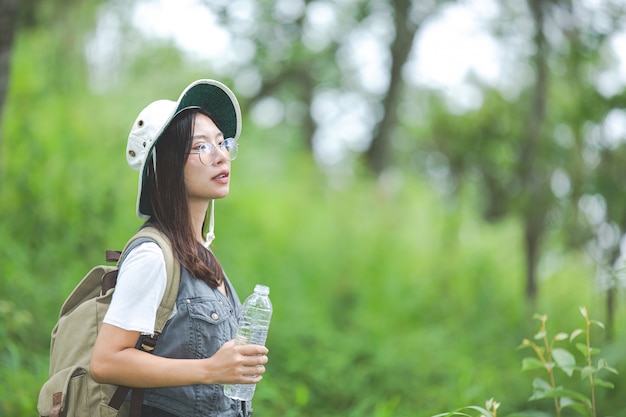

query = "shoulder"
[[105, 241, 168, 333], [118, 241, 167, 286], [123, 240, 165, 267]]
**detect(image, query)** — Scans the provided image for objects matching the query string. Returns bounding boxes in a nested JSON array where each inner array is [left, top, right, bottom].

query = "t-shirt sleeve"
[[103, 241, 167, 335]]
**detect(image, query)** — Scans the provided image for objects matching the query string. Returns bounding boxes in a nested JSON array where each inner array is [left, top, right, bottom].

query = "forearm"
[[91, 324, 267, 388], [90, 347, 216, 388]]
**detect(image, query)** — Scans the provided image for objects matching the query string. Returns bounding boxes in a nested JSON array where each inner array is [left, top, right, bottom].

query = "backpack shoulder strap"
[[121, 226, 181, 334], [109, 226, 181, 417]]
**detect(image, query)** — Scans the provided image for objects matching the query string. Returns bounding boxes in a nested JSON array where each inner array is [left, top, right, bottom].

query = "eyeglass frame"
[[186, 138, 239, 165]]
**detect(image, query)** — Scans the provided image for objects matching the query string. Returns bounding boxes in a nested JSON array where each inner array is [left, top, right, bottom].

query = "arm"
[[90, 324, 268, 388]]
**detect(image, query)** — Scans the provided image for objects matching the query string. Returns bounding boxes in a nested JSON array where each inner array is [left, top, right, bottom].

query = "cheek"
[[183, 161, 197, 189], [183, 159, 210, 190]]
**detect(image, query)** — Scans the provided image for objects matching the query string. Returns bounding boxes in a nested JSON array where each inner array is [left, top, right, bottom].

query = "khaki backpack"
[[37, 227, 181, 417]]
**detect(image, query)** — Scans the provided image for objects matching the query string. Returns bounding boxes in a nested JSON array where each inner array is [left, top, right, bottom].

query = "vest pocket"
[[186, 298, 231, 324], [185, 298, 236, 357]]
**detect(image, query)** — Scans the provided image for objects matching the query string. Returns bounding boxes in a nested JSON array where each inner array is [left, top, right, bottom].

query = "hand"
[[202, 340, 269, 385]]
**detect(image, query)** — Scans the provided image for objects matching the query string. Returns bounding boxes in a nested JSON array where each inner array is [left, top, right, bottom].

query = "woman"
[[90, 80, 268, 417]]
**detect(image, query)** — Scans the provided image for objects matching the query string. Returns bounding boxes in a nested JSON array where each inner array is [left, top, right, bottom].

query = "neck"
[[188, 199, 210, 243]]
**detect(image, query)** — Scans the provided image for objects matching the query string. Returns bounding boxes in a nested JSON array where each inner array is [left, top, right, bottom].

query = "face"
[[184, 113, 231, 205]]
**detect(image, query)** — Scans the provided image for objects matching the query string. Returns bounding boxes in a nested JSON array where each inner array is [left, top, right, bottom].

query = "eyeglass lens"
[[198, 139, 238, 165]]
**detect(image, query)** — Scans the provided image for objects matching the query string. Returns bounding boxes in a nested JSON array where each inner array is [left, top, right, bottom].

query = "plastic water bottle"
[[224, 284, 273, 401]]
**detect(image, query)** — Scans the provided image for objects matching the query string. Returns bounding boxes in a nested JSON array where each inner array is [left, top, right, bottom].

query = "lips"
[[213, 170, 229, 180]]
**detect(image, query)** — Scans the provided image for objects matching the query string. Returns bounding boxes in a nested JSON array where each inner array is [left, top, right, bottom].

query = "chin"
[[212, 190, 230, 200]]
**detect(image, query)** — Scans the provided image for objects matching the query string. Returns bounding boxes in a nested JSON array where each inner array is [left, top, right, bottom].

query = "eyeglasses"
[[187, 138, 238, 165]]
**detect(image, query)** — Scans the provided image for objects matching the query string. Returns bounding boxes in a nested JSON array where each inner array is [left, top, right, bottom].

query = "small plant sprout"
[[433, 308, 618, 417], [483, 398, 500, 417], [575, 306, 618, 417], [430, 398, 500, 417], [518, 308, 618, 417]]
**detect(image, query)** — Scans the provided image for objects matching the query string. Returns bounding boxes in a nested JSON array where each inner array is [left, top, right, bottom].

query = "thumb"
[[222, 339, 236, 349]]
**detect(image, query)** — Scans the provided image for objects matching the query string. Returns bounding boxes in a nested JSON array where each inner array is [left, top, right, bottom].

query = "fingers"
[[238, 348, 268, 379], [241, 364, 266, 378], [242, 353, 268, 367], [226, 355, 266, 385], [236, 348, 267, 368], [205, 340, 269, 385], [241, 373, 264, 384], [236, 343, 269, 356]]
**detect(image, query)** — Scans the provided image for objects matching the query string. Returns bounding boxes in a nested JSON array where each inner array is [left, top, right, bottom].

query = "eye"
[[197, 143, 212, 153], [223, 138, 236, 150]]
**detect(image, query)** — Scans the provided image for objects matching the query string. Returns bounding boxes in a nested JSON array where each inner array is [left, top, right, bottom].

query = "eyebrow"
[[192, 132, 224, 142]]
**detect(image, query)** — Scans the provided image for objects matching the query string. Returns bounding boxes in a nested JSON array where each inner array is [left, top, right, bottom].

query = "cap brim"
[[137, 79, 242, 218]]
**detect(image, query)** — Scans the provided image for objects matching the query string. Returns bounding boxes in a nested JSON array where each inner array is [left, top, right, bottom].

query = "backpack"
[[37, 226, 181, 417]]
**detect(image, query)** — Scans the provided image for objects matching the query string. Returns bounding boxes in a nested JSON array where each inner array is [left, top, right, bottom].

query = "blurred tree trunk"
[[0, 0, 18, 171], [246, 64, 318, 152], [520, 0, 549, 302], [366, 0, 418, 176]]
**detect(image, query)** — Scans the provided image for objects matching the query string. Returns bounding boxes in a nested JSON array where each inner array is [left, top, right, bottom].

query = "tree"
[[0, 0, 18, 171], [518, 0, 550, 301], [411, 0, 626, 309], [198, 0, 452, 175], [364, 0, 419, 175]]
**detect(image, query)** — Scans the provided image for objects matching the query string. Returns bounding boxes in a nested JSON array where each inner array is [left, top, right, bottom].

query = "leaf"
[[529, 378, 553, 400], [590, 320, 604, 329], [594, 378, 615, 389], [518, 340, 537, 351], [569, 329, 584, 342], [431, 406, 491, 417], [534, 331, 547, 340], [532, 377, 553, 391], [554, 332, 569, 341], [507, 412, 553, 417], [537, 388, 592, 408], [579, 306, 588, 319], [575, 343, 588, 356], [580, 366, 595, 380], [552, 348, 576, 377], [598, 360, 619, 375], [560, 401, 590, 417], [529, 391, 549, 401], [462, 407, 492, 417], [522, 358, 545, 372]]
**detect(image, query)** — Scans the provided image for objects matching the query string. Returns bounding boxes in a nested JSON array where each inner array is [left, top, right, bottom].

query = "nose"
[[212, 145, 229, 165]]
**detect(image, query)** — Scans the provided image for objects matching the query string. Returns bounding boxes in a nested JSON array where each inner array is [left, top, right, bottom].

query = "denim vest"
[[142, 264, 251, 417]]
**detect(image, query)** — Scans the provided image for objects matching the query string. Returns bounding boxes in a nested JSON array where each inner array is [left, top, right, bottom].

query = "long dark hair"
[[144, 109, 224, 288]]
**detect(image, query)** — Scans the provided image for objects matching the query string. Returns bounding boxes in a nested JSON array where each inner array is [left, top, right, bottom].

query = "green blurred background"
[[2, 0, 626, 416]]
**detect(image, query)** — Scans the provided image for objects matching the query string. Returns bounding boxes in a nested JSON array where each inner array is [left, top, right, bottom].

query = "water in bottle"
[[224, 284, 273, 401]]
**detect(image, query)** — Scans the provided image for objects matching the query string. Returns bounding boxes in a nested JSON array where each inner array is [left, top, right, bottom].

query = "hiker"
[[90, 80, 268, 417]]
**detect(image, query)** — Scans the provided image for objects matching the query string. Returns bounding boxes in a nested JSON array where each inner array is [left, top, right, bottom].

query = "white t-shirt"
[[103, 242, 169, 335]]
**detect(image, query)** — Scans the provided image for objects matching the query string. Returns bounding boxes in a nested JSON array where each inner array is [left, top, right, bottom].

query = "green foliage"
[[3, 7, 626, 417], [520, 308, 618, 417], [435, 308, 619, 417]]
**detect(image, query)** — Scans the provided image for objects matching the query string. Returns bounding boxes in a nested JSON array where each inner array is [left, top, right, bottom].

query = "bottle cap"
[[254, 284, 270, 295]]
